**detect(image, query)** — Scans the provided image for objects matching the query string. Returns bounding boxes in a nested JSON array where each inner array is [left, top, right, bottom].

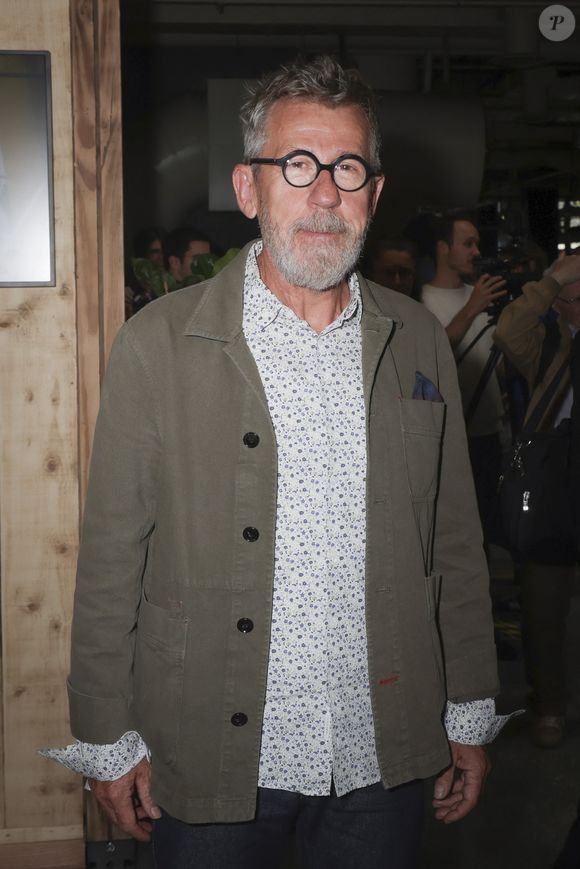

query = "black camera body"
[[476, 255, 540, 317]]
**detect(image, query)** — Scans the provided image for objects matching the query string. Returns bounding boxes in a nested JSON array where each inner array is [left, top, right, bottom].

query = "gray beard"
[[258, 206, 370, 291]]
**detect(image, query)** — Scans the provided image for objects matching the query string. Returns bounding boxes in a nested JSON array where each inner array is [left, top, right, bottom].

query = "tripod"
[[459, 320, 503, 429]]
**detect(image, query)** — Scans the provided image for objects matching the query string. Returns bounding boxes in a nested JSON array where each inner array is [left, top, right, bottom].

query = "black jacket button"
[[242, 526, 259, 542], [243, 432, 260, 448], [237, 618, 254, 633], [231, 712, 248, 726]]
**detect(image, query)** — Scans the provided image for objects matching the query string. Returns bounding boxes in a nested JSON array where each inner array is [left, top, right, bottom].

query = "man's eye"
[[288, 159, 307, 170], [336, 161, 364, 180]]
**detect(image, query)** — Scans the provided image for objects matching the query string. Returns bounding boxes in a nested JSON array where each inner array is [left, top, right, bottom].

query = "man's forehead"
[[381, 249, 414, 266], [453, 220, 479, 243], [263, 98, 370, 153]]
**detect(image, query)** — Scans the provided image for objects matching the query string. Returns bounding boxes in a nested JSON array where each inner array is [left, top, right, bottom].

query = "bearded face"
[[233, 100, 384, 295]]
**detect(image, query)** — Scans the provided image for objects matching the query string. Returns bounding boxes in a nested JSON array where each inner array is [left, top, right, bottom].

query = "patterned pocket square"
[[413, 371, 444, 402]]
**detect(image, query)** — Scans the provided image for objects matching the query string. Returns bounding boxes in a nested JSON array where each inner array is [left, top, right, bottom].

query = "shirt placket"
[[244, 255, 380, 796]]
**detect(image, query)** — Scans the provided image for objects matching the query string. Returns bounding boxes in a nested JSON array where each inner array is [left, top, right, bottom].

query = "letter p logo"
[[539, 5, 576, 41]]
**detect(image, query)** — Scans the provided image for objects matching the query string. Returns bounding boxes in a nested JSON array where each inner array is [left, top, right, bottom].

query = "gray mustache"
[[291, 214, 348, 235]]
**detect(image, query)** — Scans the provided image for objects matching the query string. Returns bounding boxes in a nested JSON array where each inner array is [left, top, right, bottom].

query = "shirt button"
[[242, 526, 259, 542], [231, 712, 248, 727], [237, 618, 254, 633], [243, 432, 260, 448]]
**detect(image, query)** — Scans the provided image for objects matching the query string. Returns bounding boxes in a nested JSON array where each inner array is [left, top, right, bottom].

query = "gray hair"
[[240, 55, 382, 170]]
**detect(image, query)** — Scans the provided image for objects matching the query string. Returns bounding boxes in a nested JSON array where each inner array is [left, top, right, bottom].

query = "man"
[[57, 57, 505, 869], [125, 226, 166, 316], [421, 213, 507, 549], [366, 237, 417, 297], [495, 252, 580, 749], [133, 225, 165, 270], [164, 225, 211, 285]]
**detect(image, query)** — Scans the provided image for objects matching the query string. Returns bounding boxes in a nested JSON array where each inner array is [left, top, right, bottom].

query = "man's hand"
[[89, 757, 161, 842], [432, 742, 490, 824], [547, 252, 580, 288], [445, 274, 507, 347], [464, 273, 508, 318]]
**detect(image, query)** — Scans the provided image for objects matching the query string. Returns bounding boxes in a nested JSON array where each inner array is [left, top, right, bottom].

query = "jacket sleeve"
[[68, 322, 160, 744], [431, 323, 499, 703], [493, 276, 561, 386]]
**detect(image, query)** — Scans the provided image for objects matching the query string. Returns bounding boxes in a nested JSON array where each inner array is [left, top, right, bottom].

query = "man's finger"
[[433, 764, 454, 800], [134, 760, 161, 820]]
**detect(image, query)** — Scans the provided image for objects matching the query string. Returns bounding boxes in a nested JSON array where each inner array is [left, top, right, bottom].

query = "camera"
[[476, 244, 541, 317]]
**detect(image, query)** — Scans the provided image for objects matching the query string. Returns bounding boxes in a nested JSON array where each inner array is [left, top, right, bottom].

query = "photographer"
[[494, 252, 580, 748], [421, 212, 507, 551]]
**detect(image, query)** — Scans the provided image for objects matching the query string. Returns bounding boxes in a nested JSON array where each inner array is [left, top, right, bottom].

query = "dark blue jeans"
[[152, 780, 424, 869]]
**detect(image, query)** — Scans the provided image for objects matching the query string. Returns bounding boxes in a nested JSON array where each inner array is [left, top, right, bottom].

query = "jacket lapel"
[[182, 247, 401, 416], [359, 276, 399, 415], [182, 241, 271, 412]]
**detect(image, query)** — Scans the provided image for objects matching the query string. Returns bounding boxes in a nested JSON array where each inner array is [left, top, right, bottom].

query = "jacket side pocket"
[[132, 593, 188, 769]]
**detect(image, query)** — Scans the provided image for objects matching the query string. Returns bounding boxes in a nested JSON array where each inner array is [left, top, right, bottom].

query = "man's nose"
[[307, 168, 342, 207]]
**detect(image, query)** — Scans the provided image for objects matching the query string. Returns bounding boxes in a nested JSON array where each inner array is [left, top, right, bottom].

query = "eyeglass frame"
[[248, 149, 381, 192]]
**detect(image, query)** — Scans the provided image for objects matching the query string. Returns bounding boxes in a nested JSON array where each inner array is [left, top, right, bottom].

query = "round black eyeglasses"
[[249, 149, 380, 192]]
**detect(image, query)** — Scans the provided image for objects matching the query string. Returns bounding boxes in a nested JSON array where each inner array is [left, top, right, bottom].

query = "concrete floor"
[[131, 547, 580, 869], [418, 548, 580, 868]]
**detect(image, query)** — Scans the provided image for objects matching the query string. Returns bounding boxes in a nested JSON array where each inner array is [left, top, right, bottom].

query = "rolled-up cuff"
[[39, 730, 148, 780], [445, 698, 524, 745], [67, 679, 133, 744]]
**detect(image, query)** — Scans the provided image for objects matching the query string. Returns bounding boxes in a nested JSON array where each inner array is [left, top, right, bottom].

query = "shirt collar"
[[243, 240, 362, 335]]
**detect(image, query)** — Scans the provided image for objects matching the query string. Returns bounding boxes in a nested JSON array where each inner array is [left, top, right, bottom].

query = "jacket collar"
[[183, 240, 402, 341]]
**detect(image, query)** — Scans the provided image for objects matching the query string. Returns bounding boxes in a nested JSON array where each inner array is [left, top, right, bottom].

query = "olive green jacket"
[[494, 275, 572, 431], [68, 242, 498, 824]]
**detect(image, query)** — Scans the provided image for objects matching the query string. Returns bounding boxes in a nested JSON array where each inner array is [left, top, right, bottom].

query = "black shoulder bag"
[[497, 356, 576, 565]]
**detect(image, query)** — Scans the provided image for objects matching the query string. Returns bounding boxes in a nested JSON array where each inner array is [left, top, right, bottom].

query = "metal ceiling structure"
[[120, 0, 580, 248]]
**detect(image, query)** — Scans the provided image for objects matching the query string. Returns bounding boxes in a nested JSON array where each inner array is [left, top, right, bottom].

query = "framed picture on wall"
[[0, 51, 54, 286]]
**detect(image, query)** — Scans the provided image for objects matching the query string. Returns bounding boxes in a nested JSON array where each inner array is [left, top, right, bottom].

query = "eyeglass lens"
[[283, 154, 368, 191]]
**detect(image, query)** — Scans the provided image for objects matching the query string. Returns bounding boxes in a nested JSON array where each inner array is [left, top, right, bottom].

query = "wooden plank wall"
[[0, 0, 83, 843], [0, 0, 124, 863]]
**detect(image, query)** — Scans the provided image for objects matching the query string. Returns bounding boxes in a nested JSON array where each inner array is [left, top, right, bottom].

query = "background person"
[[164, 225, 211, 287], [494, 252, 580, 749], [365, 236, 417, 297], [421, 212, 507, 551], [125, 225, 166, 316]]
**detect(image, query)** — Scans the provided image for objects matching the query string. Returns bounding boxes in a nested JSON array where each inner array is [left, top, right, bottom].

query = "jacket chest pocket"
[[399, 399, 446, 501]]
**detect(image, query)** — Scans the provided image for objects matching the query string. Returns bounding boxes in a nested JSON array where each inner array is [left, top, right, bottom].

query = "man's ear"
[[436, 239, 449, 262], [232, 164, 258, 219]]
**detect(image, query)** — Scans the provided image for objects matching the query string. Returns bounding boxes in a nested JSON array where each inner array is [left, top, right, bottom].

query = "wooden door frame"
[[71, 0, 125, 504], [70, 0, 125, 846]]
